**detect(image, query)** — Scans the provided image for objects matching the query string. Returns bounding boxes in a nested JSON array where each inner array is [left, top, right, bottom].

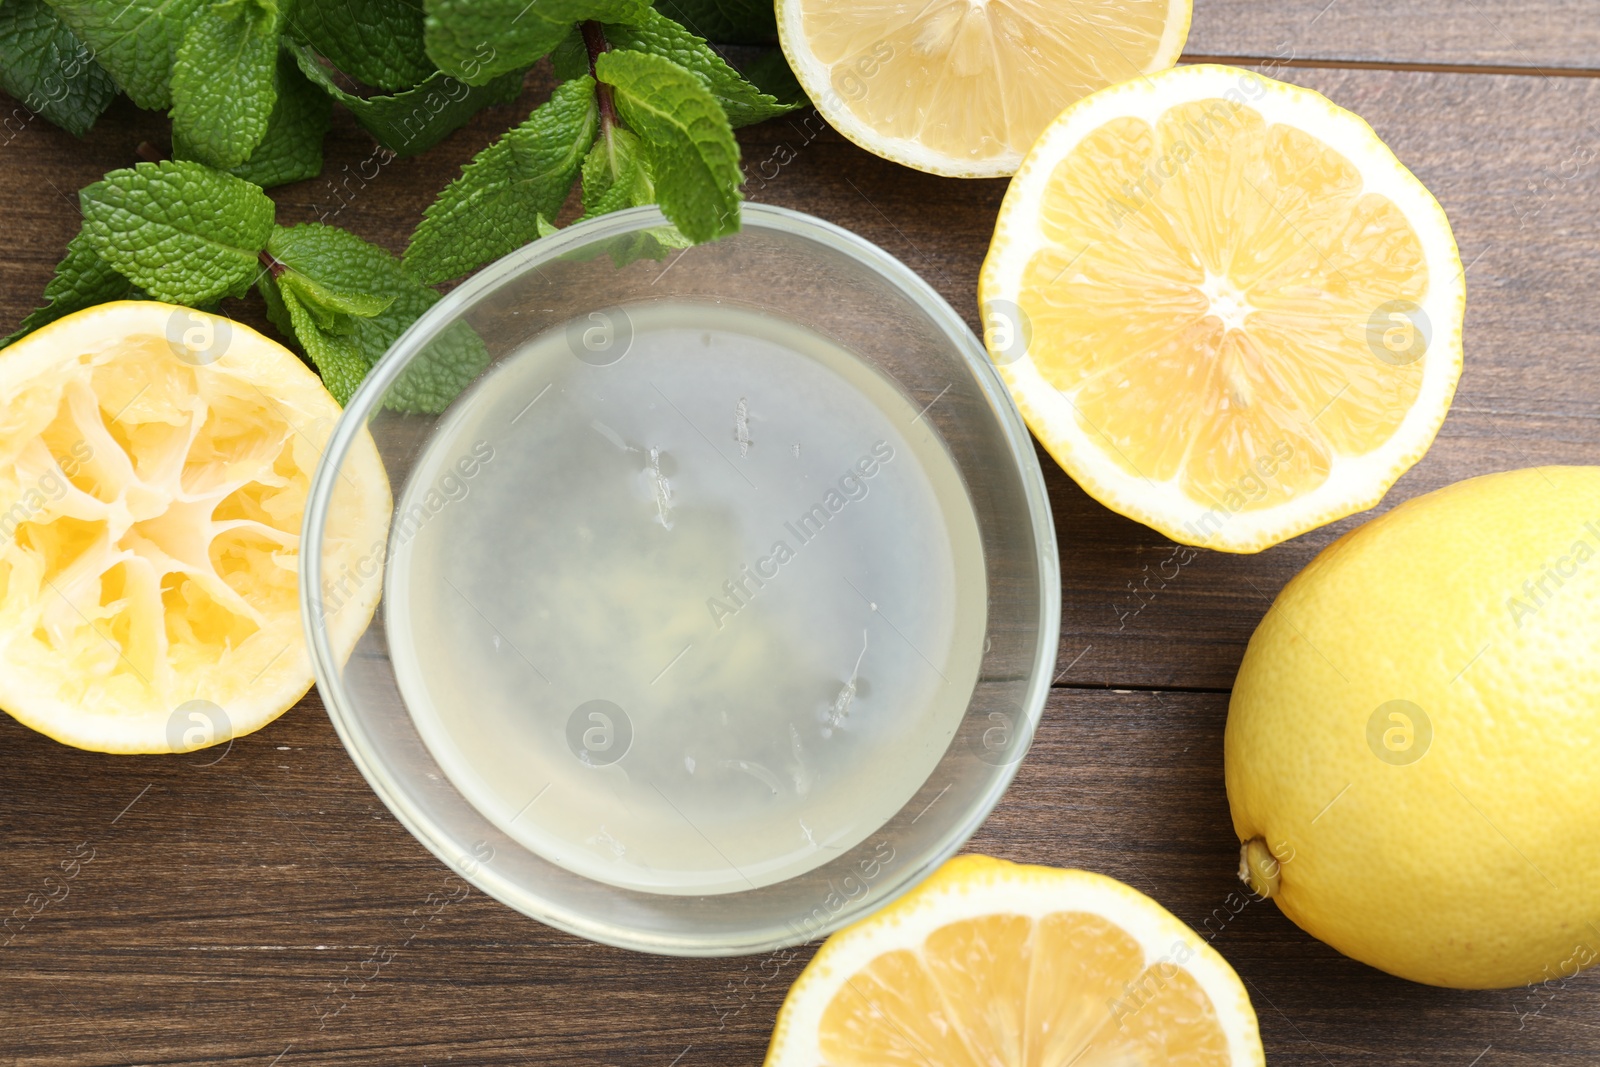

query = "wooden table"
[[3, 3, 1598, 1064]]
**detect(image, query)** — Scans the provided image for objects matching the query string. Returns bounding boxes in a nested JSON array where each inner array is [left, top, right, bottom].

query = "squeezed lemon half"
[[0, 301, 389, 752]]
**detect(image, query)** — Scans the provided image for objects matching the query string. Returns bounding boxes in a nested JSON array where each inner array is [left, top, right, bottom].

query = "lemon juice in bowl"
[[384, 301, 988, 895], [305, 204, 1059, 953]]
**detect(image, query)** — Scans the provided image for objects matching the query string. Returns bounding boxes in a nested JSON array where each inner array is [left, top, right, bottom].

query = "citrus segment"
[[981, 66, 1464, 551], [766, 855, 1264, 1067], [778, 0, 1191, 177], [0, 301, 389, 752]]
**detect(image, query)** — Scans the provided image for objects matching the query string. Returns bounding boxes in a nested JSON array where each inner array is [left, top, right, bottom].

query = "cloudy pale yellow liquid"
[[386, 303, 985, 894]]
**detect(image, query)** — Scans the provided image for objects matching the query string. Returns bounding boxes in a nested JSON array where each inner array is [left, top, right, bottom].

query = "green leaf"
[[278, 270, 395, 320], [46, 0, 210, 110], [169, 0, 284, 168], [0, 0, 116, 136], [78, 160, 275, 305], [265, 223, 488, 411], [289, 40, 522, 157], [274, 280, 370, 404], [404, 75, 598, 284], [578, 123, 651, 219], [654, 0, 774, 44], [3, 232, 141, 346], [283, 0, 432, 91], [422, 0, 647, 84], [368, 284, 491, 413], [232, 48, 332, 187], [549, 25, 587, 81], [605, 10, 800, 128], [595, 49, 740, 243], [267, 222, 406, 304]]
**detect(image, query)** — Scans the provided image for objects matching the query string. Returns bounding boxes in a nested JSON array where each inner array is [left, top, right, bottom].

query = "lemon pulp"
[[1024, 102, 1427, 508], [0, 302, 388, 751], [819, 911, 1231, 1064], [782, 0, 1189, 176]]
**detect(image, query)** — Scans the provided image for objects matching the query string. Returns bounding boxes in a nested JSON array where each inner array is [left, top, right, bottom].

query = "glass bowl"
[[301, 204, 1059, 956]]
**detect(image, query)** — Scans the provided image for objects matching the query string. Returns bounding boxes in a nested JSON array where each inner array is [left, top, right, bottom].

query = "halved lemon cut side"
[[777, 0, 1191, 177], [0, 302, 390, 752], [765, 855, 1264, 1067], [980, 66, 1465, 552]]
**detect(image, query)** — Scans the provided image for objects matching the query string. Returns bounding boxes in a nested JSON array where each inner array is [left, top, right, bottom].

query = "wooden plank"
[[1185, 0, 1600, 70], [2, 689, 1596, 1064]]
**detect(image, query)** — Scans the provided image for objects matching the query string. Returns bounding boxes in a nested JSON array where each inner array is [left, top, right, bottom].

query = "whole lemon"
[[1226, 466, 1600, 989]]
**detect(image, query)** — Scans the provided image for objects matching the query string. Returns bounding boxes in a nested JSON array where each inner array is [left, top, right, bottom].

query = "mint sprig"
[[7, 4, 810, 414], [169, 0, 284, 169], [596, 48, 740, 243], [174, 49, 331, 189], [604, 9, 797, 128], [404, 75, 599, 285], [79, 161, 276, 305]]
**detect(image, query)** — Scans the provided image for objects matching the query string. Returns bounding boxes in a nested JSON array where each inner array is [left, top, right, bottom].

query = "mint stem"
[[258, 249, 285, 278], [581, 21, 619, 131]]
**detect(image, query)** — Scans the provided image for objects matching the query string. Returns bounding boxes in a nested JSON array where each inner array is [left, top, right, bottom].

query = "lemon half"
[[0, 302, 389, 752], [766, 855, 1264, 1066], [777, 0, 1191, 177], [980, 65, 1465, 552]]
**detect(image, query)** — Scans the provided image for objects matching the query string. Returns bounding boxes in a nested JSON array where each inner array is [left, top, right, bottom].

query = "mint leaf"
[[549, 25, 588, 81], [267, 223, 405, 305], [579, 123, 651, 219], [596, 49, 740, 243], [655, 0, 775, 44], [0, 0, 116, 136], [78, 160, 275, 305], [404, 75, 598, 284], [174, 48, 330, 187], [265, 223, 488, 411], [46, 0, 210, 110], [371, 285, 491, 413], [284, 0, 432, 91], [278, 270, 395, 320], [423, 0, 648, 84], [289, 41, 522, 157], [577, 126, 695, 266], [275, 281, 370, 404], [3, 232, 140, 345], [606, 10, 800, 128], [169, 0, 283, 169]]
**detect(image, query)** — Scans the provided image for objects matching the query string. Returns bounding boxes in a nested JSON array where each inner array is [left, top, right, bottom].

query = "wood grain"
[[1186, 0, 1600, 70], [4, 689, 1597, 1065], [2, 25, 1599, 1067]]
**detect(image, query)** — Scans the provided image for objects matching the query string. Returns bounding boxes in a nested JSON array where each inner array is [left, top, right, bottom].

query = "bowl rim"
[[300, 202, 1061, 955]]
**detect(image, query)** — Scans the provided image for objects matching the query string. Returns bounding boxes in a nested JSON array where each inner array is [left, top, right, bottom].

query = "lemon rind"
[[777, 0, 1193, 179], [764, 854, 1265, 1066], [0, 301, 390, 753], [978, 65, 1466, 552]]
